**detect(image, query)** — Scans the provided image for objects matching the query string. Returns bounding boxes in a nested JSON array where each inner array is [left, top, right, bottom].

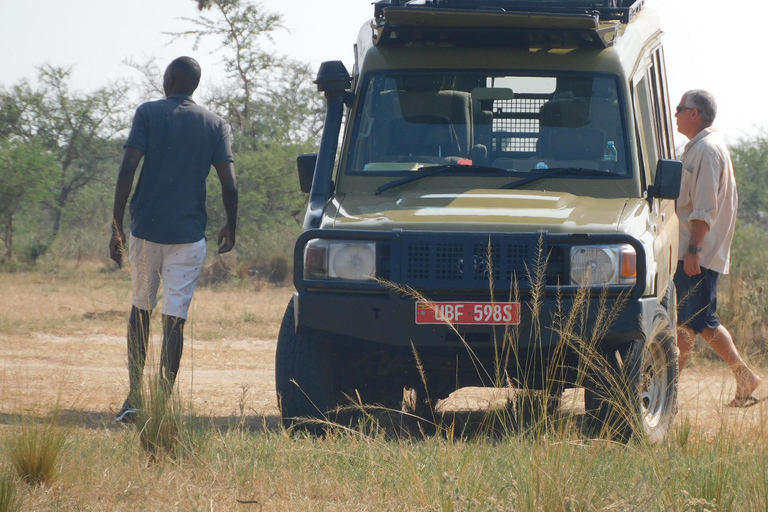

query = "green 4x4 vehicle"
[[276, 0, 682, 442]]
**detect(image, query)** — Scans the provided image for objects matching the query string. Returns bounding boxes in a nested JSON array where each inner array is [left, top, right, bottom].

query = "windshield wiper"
[[375, 165, 509, 195], [501, 167, 611, 190]]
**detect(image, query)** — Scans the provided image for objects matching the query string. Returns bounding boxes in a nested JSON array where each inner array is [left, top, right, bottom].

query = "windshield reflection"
[[346, 73, 628, 177]]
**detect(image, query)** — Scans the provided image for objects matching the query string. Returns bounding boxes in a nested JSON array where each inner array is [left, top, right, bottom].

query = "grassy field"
[[2, 260, 768, 511]]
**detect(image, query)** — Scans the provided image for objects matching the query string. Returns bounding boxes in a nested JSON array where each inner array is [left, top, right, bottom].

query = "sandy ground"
[[2, 330, 767, 435]]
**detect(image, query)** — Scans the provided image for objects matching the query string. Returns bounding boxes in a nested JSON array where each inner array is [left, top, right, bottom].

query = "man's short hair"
[[684, 89, 717, 127], [169, 57, 201, 94]]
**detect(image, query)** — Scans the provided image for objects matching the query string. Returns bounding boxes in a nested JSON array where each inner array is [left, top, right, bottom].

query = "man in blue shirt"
[[109, 56, 238, 423]]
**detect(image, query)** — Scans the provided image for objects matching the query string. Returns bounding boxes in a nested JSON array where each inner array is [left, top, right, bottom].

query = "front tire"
[[585, 303, 678, 443], [275, 299, 337, 432]]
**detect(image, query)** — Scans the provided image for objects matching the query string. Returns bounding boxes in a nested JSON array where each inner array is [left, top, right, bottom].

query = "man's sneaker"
[[116, 399, 138, 424]]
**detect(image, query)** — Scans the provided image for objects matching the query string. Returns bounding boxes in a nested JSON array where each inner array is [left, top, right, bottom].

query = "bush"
[[715, 221, 768, 361]]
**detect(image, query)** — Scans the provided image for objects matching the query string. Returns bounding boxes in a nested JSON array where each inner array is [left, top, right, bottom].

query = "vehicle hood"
[[325, 189, 647, 234]]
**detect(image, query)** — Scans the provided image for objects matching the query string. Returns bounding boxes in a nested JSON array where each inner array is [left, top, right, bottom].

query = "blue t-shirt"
[[124, 93, 233, 244]]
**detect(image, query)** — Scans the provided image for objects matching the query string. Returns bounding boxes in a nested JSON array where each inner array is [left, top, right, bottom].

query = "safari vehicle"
[[276, 0, 682, 442]]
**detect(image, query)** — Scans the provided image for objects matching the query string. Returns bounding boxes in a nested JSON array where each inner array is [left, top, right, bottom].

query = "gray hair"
[[684, 89, 717, 127]]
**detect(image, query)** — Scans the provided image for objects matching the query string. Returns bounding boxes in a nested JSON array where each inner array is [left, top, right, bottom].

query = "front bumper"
[[294, 290, 658, 350], [293, 228, 654, 349]]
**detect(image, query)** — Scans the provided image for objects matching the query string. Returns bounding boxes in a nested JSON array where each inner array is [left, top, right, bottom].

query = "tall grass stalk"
[[0, 471, 21, 512], [372, 234, 645, 442], [6, 410, 65, 486], [136, 382, 185, 461], [131, 331, 199, 462]]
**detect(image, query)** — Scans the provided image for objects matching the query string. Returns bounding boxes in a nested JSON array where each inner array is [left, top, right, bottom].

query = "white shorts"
[[129, 235, 206, 319]]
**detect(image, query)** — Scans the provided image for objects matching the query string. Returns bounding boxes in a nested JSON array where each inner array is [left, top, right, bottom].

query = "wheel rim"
[[640, 340, 669, 429]]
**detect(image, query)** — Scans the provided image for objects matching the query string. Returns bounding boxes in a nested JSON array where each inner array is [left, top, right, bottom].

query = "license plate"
[[415, 301, 520, 325]]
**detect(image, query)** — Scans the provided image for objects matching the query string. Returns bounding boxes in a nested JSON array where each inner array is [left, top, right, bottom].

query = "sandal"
[[726, 395, 762, 408]]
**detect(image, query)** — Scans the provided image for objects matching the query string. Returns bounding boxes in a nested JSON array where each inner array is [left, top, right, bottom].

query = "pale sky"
[[1, 0, 767, 147]]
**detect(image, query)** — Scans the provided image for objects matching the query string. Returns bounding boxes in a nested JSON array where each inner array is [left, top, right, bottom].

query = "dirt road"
[[2, 330, 765, 434]]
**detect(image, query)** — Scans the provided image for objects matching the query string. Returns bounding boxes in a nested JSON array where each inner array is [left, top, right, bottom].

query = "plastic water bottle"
[[602, 141, 618, 172]]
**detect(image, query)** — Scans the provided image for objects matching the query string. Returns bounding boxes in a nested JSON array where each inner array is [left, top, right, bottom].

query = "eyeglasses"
[[675, 106, 696, 114]]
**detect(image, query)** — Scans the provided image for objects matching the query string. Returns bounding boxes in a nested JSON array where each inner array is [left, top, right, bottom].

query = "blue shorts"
[[673, 260, 721, 334]]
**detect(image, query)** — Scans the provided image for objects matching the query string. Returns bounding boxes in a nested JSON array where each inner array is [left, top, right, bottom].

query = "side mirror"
[[297, 154, 317, 194], [648, 159, 682, 201]]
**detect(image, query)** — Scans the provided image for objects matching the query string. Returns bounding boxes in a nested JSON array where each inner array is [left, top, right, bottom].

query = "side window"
[[632, 71, 656, 189], [647, 46, 675, 160]]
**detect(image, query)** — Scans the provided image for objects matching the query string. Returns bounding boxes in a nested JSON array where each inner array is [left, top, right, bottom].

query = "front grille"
[[406, 242, 431, 280], [394, 232, 562, 290], [296, 230, 644, 300]]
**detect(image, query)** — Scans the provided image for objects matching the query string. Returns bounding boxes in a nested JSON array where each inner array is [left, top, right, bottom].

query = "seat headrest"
[[540, 99, 589, 128], [545, 127, 605, 160]]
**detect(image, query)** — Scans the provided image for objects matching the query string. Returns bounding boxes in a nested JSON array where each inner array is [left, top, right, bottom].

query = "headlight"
[[570, 244, 636, 286], [304, 240, 377, 281]]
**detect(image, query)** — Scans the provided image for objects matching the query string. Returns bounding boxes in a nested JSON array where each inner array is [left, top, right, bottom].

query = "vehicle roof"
[[354, 2, 662, 80]]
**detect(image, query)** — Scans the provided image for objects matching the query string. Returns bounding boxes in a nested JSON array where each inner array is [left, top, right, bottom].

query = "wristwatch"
[[688, 244, 701, 254]]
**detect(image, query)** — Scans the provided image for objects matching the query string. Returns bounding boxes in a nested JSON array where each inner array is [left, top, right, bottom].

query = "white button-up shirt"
[[677, 127, 738, 274]]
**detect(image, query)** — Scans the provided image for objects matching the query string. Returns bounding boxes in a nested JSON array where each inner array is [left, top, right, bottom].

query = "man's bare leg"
[[677, 325, 697, 372], [701, 325, 760, 398]]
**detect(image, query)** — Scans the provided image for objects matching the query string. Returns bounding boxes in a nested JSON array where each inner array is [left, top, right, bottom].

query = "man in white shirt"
[[674, 89, 760, 407]]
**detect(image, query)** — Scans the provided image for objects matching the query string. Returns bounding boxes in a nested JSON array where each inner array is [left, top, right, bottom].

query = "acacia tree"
[[170, 0, 325, 262], [0, 66, 130, 238], [176, 0, 324, 148], [0, 139, 58, 261]]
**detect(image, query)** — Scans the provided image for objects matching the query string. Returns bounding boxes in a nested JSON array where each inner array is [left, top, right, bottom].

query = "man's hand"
[[213, 160, 238, 255], [685, 219, 709, 276], [110, 147, 143, 269], [109, 226, 127, 267], [684, 252, 701, 277], [217, 225, 236, 254]]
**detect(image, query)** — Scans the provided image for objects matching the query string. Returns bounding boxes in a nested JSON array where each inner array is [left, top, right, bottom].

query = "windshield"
[[345, 72, 629, 177]]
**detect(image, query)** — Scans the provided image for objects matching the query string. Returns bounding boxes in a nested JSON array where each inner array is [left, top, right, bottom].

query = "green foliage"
[[207, 144, 307, 262], [0, 66, 128, 240], [172, 0, 324, 149], [0, 138, 58, 261], [731, 132, 768, 228], [716, 221, 768, 359], [0, 2, 320, 271], [712, 134, 768, 359]]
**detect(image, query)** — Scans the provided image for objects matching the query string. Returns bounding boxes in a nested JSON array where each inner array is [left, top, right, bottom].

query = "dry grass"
[[4, 412, 65, 487], [0, 260, 290, 421], [0, 411, 765, 510], [2, 261, 768, 510], [0, 260, 292, 340], [0, 471, 21, 512]]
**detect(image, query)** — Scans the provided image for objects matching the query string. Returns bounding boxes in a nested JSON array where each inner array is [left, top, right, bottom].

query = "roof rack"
[[372, 0, 645, 49]]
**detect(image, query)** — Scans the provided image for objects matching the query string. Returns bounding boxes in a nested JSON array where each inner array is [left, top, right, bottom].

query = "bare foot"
[[734, 365, 761, 399]]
